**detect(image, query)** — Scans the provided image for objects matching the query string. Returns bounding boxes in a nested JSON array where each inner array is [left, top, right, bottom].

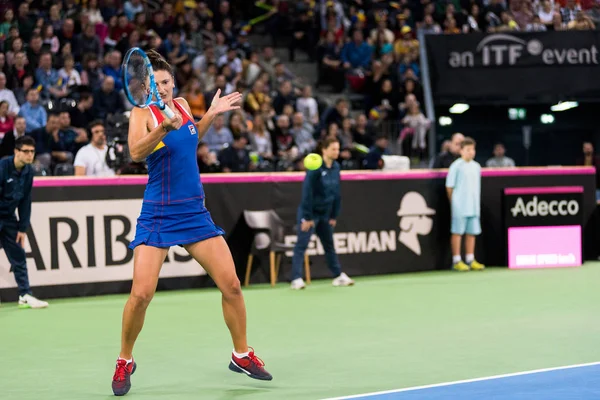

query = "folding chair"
[[243, 210, 311, 287]]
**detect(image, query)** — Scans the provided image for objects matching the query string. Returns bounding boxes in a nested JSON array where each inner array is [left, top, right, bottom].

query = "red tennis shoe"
[[229, 348, 273, 381], [112, 358, 137, 396]]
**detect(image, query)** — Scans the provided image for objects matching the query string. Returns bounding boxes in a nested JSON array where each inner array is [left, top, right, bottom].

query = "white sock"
[[465, 254, 474, 263], [233, 350, 249, 358], [452, 255, 462, 264], [118, 357, 133, 364]]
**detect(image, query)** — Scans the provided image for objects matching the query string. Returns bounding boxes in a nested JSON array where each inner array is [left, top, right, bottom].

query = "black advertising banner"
[[503, 187, 584, 227], [0, 168, 596, 301], [502, 186, 585, 269], [425, 31, 600, 104]]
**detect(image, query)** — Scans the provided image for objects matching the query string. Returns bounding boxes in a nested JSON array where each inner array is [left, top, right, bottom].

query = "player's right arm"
[[128, 107, 182, 162]]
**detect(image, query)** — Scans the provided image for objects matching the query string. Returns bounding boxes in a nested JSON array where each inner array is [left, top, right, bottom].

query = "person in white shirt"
[[485, 143, 516, 167], [73, 120, 115, 176], [0, 72, 20, 116], [296, 85, 319, 125]]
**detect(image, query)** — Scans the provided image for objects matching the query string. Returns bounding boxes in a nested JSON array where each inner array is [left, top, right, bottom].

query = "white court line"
[[322, 361, 600, 400]]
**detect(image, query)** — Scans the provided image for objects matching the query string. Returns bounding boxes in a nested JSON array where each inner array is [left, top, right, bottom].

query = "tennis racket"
[[121, 47, 175, 119]]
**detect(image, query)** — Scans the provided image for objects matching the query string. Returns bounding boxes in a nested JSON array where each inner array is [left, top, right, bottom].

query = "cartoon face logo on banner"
[[396, 192, 436, 255]]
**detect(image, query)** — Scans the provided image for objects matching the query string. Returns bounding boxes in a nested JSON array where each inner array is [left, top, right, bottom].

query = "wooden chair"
[[243, 210, 311, 287]]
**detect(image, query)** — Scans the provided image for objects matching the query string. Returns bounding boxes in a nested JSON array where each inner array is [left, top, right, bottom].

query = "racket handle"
[[162, 105, 175, 119]]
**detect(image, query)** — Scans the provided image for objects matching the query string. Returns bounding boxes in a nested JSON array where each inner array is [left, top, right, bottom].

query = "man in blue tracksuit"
[[290, 137, 355, 290], [0, 136, 48, 308]]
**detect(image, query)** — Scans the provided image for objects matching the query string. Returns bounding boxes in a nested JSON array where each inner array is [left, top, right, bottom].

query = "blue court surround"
[[329, 363, 600, 400]]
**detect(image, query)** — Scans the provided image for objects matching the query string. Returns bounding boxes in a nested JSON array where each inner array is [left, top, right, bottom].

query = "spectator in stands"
[[14, 75, 33, 106], [561, 0, 582, 25], [296, 85, 319, 126], [228, 111, 249, 138], [0, 115, 25, 158], [19, 88, 47, 133], [35, 52, 66, 100], [58, 19, 76, 48], [58, 54, 81, 89], [510, 0, 534, 29], [102, 50, 123, 91], [568, 10, 596, 28], [363, 135, 390, 170], [0, 72, 19, 115], [204, 114, 233, 152], [321, 98, 349, 134], [59, 111, 88, 151], [341, 29, 373, 71], [433, 132, 464, 169], [244, 80, 269, 115], [248, 114, 274, 162], [399, 94, 431, 161], [219, 135, 251, 173], [73, 120, 113, 176], [576, 141, 600, 200], [526, 15, 548, 31], [42, 24, 60, 55], [69, 92, 95, 129], [290, 112, 316, 156], [289, 8, 315, 62], [352, 114, 375, 149], [27, 112, 61, 169], [180, 79, 206, 119], [486, 143, 516, 167], [80, 53, 105, 89], [394, 27, 419, 62], [7, 52, 32, 91], [420, 15, 442, 34], [430, 140, 451, 168], [0, 100, 14, 138], [218, 47, 242, 81], [124, 0, 144, 21], [93, 76, 124, 120], [273, 80, 295, 115], [316, 31, 344, 91], [587, 0, 600, 25], [197, 142, 221, 174], [273, 115, 299, 169], [74, 24, 101, 62]]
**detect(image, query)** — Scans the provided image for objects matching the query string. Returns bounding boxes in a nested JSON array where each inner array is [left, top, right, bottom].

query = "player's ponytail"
[[146, 49, 174, 76]]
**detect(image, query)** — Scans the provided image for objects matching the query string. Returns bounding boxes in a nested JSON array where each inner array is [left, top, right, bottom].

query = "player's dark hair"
[[462, 137, 476, 148], [316, 136, 339, 155], [15, 136, 35, 149], [146, 49, 173, 76]]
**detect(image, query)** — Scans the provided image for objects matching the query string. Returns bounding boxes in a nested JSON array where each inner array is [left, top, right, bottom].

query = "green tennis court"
[[2, 263, 599, 400]]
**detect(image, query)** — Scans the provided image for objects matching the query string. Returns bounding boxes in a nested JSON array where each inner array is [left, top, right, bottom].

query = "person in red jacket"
[[0, 101, 14, 140]]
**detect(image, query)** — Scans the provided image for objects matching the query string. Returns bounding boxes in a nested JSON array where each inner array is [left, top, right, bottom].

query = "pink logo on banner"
[[508, 225, 582, 269]]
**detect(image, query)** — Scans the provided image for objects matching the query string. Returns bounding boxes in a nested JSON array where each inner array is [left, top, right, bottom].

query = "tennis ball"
[[304, 153, 323, 170]]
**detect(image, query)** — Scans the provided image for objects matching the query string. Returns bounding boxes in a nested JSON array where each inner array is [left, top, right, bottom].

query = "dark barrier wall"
[[0, 167, 595, 301], [425, 31, 600, 104]]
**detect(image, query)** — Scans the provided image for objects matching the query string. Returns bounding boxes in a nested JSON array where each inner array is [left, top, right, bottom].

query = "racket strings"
[[124, 51, 151, 107]]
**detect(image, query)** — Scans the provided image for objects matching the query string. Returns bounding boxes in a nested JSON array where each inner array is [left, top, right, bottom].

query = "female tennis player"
[[290, 137, 355, 290], [111, 50, 272, 397]]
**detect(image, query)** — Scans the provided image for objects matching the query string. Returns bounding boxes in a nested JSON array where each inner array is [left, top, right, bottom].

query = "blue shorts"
[[129, 198, 225, 249], [451, 216, 481, 236]]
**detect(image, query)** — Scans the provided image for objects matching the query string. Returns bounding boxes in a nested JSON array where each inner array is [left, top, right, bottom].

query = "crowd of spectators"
[[0, 0, 393, 176], [0, 0, 593, 175], [310, 0, 599, 162]]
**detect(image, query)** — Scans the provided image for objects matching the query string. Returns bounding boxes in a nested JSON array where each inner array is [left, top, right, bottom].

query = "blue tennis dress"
[[128, 100, 225, 249]]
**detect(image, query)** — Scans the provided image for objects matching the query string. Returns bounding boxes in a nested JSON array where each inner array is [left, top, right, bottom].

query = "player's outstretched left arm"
[[179, 89, 242, 141]]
